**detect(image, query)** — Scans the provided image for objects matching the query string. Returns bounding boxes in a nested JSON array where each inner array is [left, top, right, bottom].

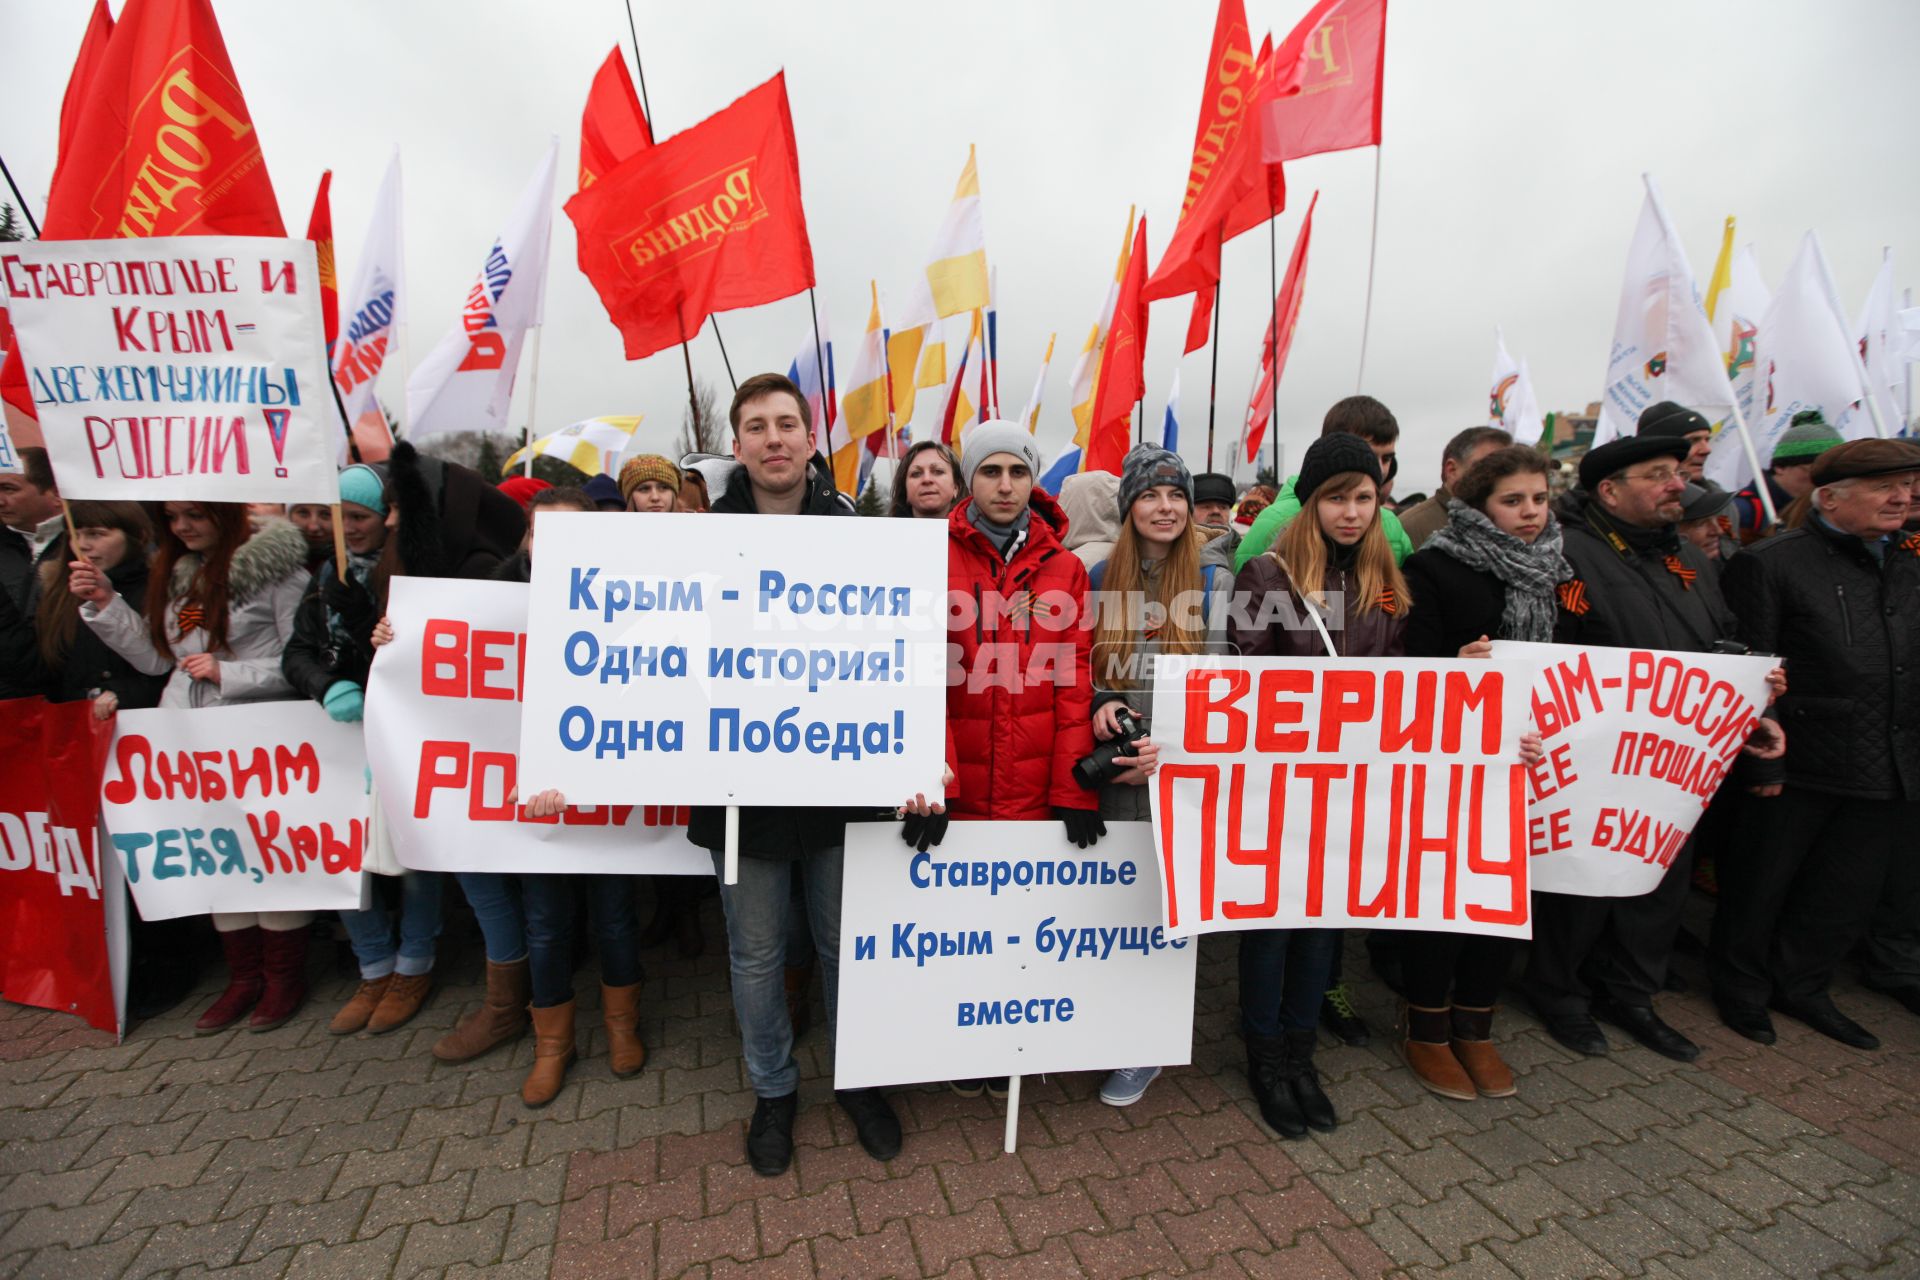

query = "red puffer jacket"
[[945, 491, 1097, 819]]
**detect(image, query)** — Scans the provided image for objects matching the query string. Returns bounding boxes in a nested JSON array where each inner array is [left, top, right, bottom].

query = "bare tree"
[[677, 378, 724, 457]]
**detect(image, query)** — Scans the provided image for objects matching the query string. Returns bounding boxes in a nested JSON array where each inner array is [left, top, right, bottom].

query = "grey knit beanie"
[[961, 420, 1043, 489], [1117, 443, 1194, 517]]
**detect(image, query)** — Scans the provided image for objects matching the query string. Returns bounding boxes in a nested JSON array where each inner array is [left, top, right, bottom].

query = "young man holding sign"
[[683, 374, 902, 1176], [1524, 425, 1783, 1063]]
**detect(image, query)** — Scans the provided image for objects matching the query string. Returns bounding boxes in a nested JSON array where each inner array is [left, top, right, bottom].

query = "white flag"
[[331, 153, 404, 433], [1708, 232, 1861, 493], [1489, 329, 1545, 446], [1711, 244, 1770, 436], [407, 141, 557, 438], [1594, 180, 1731, 447], [1857, 252, 1906, 435]]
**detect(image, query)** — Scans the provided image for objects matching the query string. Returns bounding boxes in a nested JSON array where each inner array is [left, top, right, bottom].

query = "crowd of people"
[[2, 370, 1916, 1180]]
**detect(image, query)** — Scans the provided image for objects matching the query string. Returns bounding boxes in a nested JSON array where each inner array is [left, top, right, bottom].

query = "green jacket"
[[1232, 474, 1414, 571]]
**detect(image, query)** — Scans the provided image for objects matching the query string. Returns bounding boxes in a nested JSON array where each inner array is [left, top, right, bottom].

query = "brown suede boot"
[[1450, 1006, 1516, 1098], [521, 1001, 577, 1108], [329, 975, 392, 1035], [601, 982, 646, 1077], [368, 973, 434, 1035], [1403, 1005, 1476, 1101], [434, 959, 530, 1063]]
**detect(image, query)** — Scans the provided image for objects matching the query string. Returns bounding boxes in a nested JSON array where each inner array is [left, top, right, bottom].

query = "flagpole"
[[1268, 195, 1281, 482], [622, 0, 655, 138], [1205, 280, 1222, 472], [679, 333, 703, 450], [0, 153, 42, 236], [807, 286, 831, 481], [1355, 146, 1383, 392], [712, 323, 738, 393], [522, 324, 544, 477], [1906, 287, 1914, 431]]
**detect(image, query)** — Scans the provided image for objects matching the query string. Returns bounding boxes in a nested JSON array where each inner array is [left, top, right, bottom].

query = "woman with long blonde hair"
[[1226, 433, 1407, 1141]]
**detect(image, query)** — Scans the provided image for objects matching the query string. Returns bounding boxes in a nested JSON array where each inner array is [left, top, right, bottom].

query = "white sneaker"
[[1100, 1065, 1161, 1107]]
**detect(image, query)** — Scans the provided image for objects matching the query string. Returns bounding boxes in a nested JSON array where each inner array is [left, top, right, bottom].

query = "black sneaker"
[[984, 1077, 1010, 1100], [836, 1088, 903, 1161], [1320, 984, 1369, 1047], [746, 1093, 798, 1176]]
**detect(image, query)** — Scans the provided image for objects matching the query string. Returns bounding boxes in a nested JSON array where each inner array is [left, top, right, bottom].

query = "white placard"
[[1150, 655, 1537, 940], [517, 512, 948, 806], [834, 821, 1197, 1090], [366, 577, 710, 875], [1493, 640, 1776, 897], [101, 702, 368, 919], [3, 236, 340, 502]]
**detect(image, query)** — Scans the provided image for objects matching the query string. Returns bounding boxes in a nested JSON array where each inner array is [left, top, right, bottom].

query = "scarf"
[[967, 503, 1032, 562], [1424, 500, 1572, 644]]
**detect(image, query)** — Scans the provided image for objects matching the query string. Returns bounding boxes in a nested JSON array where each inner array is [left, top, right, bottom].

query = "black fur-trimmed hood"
[[169, 519, 307, 602], [388, 441, 527, 580]]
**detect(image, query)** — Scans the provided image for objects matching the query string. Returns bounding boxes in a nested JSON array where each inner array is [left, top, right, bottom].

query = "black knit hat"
[[1637, 400, 1711, 439], [1296, 433, 1383, 503]]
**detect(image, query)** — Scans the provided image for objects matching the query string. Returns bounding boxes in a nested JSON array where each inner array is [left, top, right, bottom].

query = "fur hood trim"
[[170, 519, 308, 601]]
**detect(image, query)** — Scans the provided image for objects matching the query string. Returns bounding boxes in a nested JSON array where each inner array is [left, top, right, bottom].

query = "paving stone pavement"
[[1, 892, 1917, 1279]]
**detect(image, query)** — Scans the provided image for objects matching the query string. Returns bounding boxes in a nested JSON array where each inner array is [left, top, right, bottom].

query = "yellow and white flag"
[[890, 148, 991, 429], [502, 415, 641, 476], [834, 283, 892, 493], [1070, 208, 1137, 452], [1019, 332, 1057, 432]]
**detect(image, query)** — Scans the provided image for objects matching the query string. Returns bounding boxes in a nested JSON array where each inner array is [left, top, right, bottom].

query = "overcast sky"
[[6, 0, 1916, 490]]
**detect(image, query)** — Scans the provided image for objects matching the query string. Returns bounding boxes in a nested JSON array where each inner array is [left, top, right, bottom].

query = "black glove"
[[323, 572, 376, 633], [1056, 806, 1105, 849], [900, 810, 950, 853]]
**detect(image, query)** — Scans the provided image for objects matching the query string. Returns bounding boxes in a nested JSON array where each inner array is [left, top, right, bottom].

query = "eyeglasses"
[[1621, 466, 1680, 486]]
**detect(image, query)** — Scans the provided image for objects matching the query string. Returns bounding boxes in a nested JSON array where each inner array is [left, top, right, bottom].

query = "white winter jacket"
[[80, 520, 310, 710]]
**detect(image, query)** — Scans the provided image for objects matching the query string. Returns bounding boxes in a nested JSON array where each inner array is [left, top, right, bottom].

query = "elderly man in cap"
[[1522, 427, 1786, 1062], [1637, 400, 1715, 482], [1711, 439, 1920, 1049], [1676, 481, 1736, 563], [1190, 472, 1238, 532]]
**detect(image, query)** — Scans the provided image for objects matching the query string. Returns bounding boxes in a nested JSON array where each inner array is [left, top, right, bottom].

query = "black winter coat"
[[1401, 547, 1507, 658], [282, 561, 378, 704], [0, 554, 169, 708], [1723, 520, 1920, 801], [685, 456, 871, 860], [1552, 490, 1736, 653], [0, 523, 63, 700]]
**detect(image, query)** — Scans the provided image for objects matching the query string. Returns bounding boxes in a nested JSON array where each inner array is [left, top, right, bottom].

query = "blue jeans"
[[712, 848, 842, 1097], [522, 874, 641, 1008], [455, 871, 526, 965], [1238, 928, 1339, 1038], [339, 871, 444, 979]]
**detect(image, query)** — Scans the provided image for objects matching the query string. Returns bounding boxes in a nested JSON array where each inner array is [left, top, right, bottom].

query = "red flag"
[[1143, 7, 1288, 354], [3, 0, 116, 423], [578, 47, 652, 190], [1259, 0, 1386, 164], [42, 0, 285, 239], [306, 170, 339, 351], [1086, 215, 1150, 475], [52, 0, 116, 196], [566, 73, 815, 362], [1244, 192, 1318, 465]]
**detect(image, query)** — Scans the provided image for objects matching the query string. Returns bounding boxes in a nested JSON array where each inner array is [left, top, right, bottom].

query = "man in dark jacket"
[[1711, 439, 1920, 1049], [683, 372, 900, 1178], [0, 448, 67, 699], [1523, 427, 1784, 1063]]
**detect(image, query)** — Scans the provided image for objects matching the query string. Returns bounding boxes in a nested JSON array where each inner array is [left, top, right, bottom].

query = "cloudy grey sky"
[[6, 0, 1916, 490]]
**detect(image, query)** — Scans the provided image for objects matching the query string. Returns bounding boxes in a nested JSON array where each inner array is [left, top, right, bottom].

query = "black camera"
[[1073, 706, 1149, 790]]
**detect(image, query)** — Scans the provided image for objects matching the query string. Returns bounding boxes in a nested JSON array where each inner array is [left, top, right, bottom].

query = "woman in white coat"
[[73, 500, 313, 1033]]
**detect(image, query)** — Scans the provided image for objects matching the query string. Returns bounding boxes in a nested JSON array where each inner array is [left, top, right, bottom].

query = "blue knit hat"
[[338, 464, 387, 514]]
